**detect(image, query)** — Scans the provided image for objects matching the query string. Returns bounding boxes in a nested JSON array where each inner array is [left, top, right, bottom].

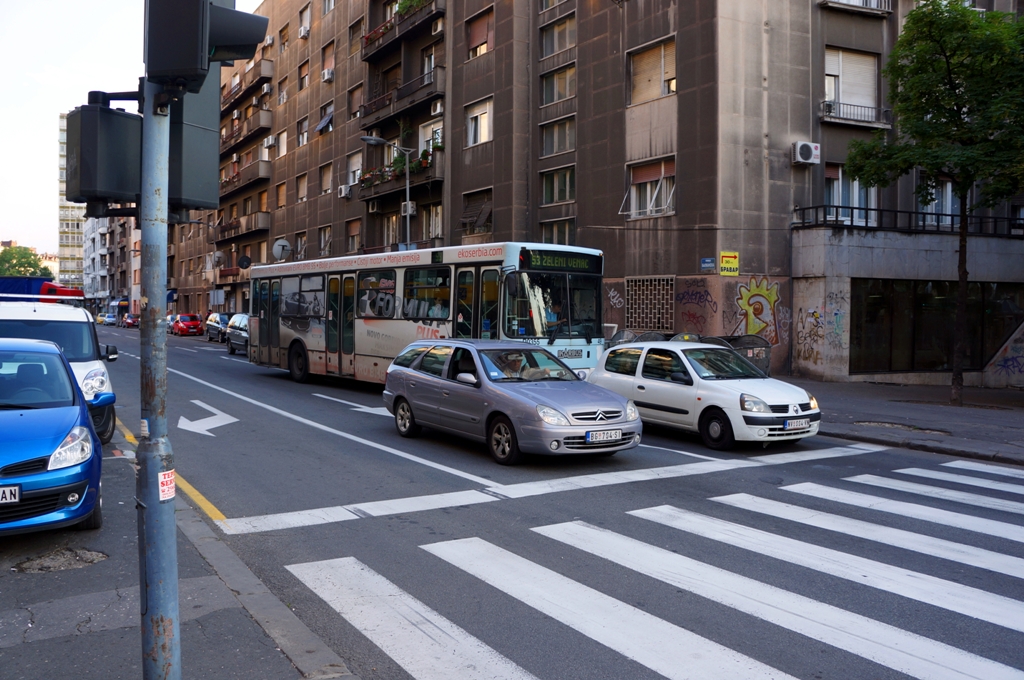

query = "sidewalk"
[[789, 378, 1024, 466]]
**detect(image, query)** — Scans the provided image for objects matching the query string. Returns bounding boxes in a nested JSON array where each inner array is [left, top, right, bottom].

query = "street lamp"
[[361, 135, 415, 246]]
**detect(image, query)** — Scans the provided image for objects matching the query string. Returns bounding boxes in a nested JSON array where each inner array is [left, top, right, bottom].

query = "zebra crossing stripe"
[[534, 521, 1024, 680], [422, 537, 796, 680], [846, 475, 1024, 516], [781, 483, 1024, 545], [896, 468, 1024, 497], [943, 460, 1024, 481], [285, 557, 539, 680], [711, 493, 1024, 579], [630, 505, 1024, 634]]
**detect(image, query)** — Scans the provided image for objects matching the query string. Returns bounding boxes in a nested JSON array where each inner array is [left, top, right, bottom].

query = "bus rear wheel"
[[289, 344, 310, 383]]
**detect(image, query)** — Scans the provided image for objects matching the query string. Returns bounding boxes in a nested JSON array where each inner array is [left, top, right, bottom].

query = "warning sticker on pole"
[[159, 470, 176, 501]]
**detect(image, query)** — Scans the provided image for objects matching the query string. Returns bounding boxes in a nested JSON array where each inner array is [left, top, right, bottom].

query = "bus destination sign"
[[520, 249, 602, 275]]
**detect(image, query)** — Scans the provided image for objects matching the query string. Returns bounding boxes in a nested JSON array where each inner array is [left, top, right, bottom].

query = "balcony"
[[167, 277, 178, 289], [358, 150, 445, 199], [819, 0, 891, 16], [213, 212, 272, 243], [820, 100, 892, 128], [362, 237, 444, 254], [220, 267, 240, 277], [220, 160, 272, 198], [362, 0, 446, 61], [166, 244, 175, 257], [793, 206, 1024, 238], [360, 68, 445, 128], [222, 59, 274, 110], [221, 110, 273, 155]]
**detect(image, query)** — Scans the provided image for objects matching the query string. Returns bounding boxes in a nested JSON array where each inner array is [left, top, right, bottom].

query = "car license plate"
[[586, 429, 622, 443], [784, 419, 810, 430], [0, 486, 20, 504]]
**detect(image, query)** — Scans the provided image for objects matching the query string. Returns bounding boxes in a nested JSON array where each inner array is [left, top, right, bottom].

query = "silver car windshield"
[[480, 349, 579, 382], [683, 348, 765, 380]]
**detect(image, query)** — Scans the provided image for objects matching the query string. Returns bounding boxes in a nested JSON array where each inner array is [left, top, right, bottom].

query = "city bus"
[[248, 242, 606, 383]]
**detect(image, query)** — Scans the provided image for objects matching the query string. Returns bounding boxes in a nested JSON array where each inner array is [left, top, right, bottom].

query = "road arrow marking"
[[314, 393, 391, 417], [177, 400, 239, 437]]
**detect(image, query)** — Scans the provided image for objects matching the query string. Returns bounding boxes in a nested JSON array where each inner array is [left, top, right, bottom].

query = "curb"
[[818, 425, 1024, 467]]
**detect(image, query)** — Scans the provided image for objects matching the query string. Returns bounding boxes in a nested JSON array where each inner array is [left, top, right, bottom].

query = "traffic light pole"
[[136, 79, 181, 680]]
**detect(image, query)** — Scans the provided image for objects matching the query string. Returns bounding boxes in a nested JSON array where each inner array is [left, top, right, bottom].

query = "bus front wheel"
[[288, 344, 310, 383]]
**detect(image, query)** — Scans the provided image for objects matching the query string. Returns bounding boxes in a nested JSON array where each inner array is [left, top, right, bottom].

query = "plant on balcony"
[[391, 154, 407, 176], [845, 0, 1024, 406], [432, 142, 444, 152], [396, 0, 431, 17], [363, 19, 395, 46]]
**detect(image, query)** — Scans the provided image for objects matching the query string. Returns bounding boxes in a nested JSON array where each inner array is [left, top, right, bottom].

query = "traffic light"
[[145, 0, 268, 94]]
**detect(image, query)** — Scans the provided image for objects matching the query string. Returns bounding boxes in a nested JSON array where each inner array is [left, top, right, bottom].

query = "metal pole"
[[404, 148, 411, 244], [137, 79, 181, 680]]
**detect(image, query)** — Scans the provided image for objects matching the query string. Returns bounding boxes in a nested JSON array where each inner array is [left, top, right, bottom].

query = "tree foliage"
[[0, 246, 53, 278]]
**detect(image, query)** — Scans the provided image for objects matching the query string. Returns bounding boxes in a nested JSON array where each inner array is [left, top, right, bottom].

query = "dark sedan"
[[225, 314, 248, 355], [205, 313, 230, 342]]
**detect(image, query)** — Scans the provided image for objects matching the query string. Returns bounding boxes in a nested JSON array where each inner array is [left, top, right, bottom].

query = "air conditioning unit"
[[791, 141, 821, 165], [430, 100, 443, 117], [368, 200, 381, 213], [251, 96, 260, 107], [261, 83, 273, 95], [338, 184, 352, 199], [263, 135, 277, 149], [431, 18, 444, 35], [400, 201, 416, 216], [322, 68, 335, 83], [298, 25, 310, 39], [232, 110, 241, 120], [264, 35, 274, 47], [231, 153, 240, 163]]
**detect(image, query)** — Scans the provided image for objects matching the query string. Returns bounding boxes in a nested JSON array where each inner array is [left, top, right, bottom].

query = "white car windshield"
[[683, 348, 765, 380], [0, 320, 100, 363], [480, 349, 578, 383]]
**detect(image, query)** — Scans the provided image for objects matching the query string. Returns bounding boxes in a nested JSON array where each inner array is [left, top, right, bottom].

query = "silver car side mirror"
[[456, 372, 478, 386]]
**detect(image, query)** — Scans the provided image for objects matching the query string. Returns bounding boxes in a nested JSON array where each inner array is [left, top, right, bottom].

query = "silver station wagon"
[[383, 340, 642, 465]]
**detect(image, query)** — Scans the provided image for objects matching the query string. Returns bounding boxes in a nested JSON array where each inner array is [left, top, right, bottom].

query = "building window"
[[347, 151, 362, 185], [467, 11, 494, 59], [542, 66, 576, 105], [541, 219, 574, 245], [621, 159, 675, 218], [630, 40, 676, 105], [466, 99, 492, 146], [421, 203, 443, 239], [319, 226, 333, 257], [297, 174, 308, 202], [298, 61, 310, 90], [243, 197, 253, 215], [385, 137, 400, 165], [347, 219, 361, 252], [541, 117, 575, 156], [323, 0, 335, 15], [460, 189, 492, 234], [258, 190, 268, 212], [540, 0, 565, 10], [316, 101, 334, 134], [420, 120, 443, 153], [277, 78, 288, 105], [541, 167, 575, 205], [384, 0, 399, 21], [322, 42, 335, 71], [320, 163, 333, 193], [277, 129, 288, 157], [295, 233, 307, 260], [231, 72, 240, 89], [348, 85, 363, 119], [297, 118, 309, 147], [825, 164, 877, 225], [383, 214, 400, 244], [541, 16, 575, 58], [918, 178, 963, 226], [349, 20, 363, 56], [276, 183, 286, 208], [230, 204, 239, 219], [825, 48, 878, 118], [279, 24, 289, 52], [244, 58, 254, 73], [299, 4, 311, 30]]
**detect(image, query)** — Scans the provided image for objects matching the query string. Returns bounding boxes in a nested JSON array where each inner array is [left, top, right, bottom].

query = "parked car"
[[225, 314, 249, 355], [205, 313, 230, 342], [589, 341, 820, 450], [171, 314, 203, 336], [96, 313, 114, 326], [0, 338, 112, 535], [166, 314, 174, 334], [121, 313, 139, 329], [383, 340, 642, 465], [0, 302, 118, 443]]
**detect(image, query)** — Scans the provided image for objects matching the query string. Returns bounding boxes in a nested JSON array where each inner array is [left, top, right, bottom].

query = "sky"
[[0, 0, 262, 254]]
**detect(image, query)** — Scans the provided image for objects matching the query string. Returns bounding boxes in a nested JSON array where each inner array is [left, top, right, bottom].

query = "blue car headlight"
[[48, 426, 93, 470]]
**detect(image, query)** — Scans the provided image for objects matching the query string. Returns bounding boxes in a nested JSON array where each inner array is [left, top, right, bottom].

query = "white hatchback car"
[[589, 341, 819, 450]]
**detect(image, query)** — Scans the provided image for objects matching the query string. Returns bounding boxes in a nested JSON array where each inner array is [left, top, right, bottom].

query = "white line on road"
[[712, 493, 1024, 579], [535, 521, 1024, 680], [897, 468, 1024, 496], [219, 355, 287, 371], [747, 442, 887, 464], [201, 347, 222, 352], [314, 393, 392, 417], [849, 474, 1024, 515], [637, 443, 720, 460], [286, 557, 540, 680], [632, 505, 1024, 634], [782, 482, 1024, 544], [943, 460, 1024, 481], [422, 537, 795, 680], [176, 347, 199, 353]]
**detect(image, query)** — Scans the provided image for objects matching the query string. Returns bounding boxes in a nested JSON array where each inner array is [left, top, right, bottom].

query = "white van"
[[0, 302, 118, 442]]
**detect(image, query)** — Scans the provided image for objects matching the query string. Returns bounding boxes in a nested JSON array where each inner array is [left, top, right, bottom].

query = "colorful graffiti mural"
[[732, 277, 782, 345]]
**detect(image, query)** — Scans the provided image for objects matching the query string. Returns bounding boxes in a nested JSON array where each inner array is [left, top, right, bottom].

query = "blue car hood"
[[0, 407, 79, 464]]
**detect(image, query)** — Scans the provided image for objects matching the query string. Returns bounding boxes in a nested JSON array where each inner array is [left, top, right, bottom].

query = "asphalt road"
[[4, 324, 1024, 680]]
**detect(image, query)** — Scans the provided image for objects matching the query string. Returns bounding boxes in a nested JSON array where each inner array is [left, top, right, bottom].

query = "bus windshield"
[[503, 272, 602, 340]]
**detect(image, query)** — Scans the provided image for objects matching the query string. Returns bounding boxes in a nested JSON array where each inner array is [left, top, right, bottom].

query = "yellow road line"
[[115, 418, 139, 445]]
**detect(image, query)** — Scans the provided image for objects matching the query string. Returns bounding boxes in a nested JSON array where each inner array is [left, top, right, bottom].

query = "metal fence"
[[794, 205, 1024, 237]]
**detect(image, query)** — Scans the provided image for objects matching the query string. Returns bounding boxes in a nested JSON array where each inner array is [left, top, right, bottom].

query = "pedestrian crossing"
[[286, 458, 1024, 680]]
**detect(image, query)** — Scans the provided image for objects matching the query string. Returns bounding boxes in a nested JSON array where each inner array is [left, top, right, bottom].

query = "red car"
[[122, 313, 139, 328], [172, 314, 203, 336]]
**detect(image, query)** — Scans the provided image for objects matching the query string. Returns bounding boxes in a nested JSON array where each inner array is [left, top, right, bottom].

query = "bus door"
[[480, 268, 500, 339], [257, 280, 271, 364], [455, 266, 501, 338], [454, 268, 475, 338], [341, 275, 355, 375], [270, 279, 281, 366], [326, 276, 341, 375]]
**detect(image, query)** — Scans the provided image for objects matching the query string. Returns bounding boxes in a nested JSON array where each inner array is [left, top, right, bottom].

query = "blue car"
[[0, 338, 112, 535]]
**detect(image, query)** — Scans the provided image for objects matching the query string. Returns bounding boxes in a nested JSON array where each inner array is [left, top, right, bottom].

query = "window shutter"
[[631, 46, 662, 105], [347, 220, 360, 237], [662, 158, 675, 177], [825, 48, 840, 76], [469, 15, 488, 48], [842, 52, 876, 108], [662, 41, 676, 81], [631, 162, 663, 185], [824, 163, 841, 180]]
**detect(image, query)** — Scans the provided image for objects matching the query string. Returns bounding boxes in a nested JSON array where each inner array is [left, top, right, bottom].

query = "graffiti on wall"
[[606, 286, 624, 309], [824, 290, 850, 352], [675, 278, 718, 335], [992, 331, 1024, 378], [795, 308, 825, 365], [731, 277, 782, 345]]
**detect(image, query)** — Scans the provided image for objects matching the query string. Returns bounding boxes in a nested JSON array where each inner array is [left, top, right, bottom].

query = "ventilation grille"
[[625, 276, 675, 333]]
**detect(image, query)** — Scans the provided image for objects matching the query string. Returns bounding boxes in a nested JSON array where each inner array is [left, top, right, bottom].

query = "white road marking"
[[286, 557, 539, 680], [632, 505, 1024, 634], [747, 442, 887, 465], [535, 521, 1024, 680], [897, 468, 1024, 496], [177, 400, 239, 437], [712, 493, 1024, 579], [782, 482, 1024, 544], [849, 474, 1024, 515], [314, 393, 392, 417], [637, 443, 720, 460], [201, 347, 222, 352], [176, 347, 199, 353], [422, 537, 795, 680], [943, 460, 1024, 481], [219, 355, 287, 371]]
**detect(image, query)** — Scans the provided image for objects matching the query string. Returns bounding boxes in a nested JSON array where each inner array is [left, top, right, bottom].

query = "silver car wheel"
[[707, 420, 722, 438], [491, 423, 512, 457], [395, 399, 420, 437]]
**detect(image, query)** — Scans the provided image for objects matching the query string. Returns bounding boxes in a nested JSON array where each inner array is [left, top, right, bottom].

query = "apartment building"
[[58, 114, 86, 289], [178, 0, 1024, 385]]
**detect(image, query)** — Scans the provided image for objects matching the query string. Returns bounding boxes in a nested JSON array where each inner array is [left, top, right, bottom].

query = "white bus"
[[248, 242, 606, 383]]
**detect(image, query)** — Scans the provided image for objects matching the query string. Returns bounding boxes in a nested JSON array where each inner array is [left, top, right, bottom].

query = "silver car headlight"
[[82, 368, 109, 400], [807, 392, 819, 410], [740, 393, 770, 413], [625, 400, 639, 421], [537, 405, 570, 426], [48, 426, 93, 470]]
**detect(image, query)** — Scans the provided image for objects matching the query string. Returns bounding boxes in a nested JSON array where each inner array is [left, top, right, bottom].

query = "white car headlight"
[[807, 392, 819, 410], [537, 405, 570, 426], [82, 368, 109, 401], [48, 426, 93, 470], [740, 393, 770, 413], [625, 400, 640, 421]]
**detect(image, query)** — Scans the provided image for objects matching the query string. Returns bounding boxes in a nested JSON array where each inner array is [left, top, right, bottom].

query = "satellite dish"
[[238, 255, 252, 269], [213, 250, 225, 266], [272, 239, 292, 262]]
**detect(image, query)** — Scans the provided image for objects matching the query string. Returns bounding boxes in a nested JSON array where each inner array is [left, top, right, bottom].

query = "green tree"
[[846, 0, 1024, 406], [0, 246, 53, 278]]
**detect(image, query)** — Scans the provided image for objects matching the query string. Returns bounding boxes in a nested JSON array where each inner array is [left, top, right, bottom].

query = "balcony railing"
[[359, 68, 445, 127], [794, 205, 1024, 238], [213, 211, 272, 242], [358, 150, 445, 198], [820, 0, 892, 14], [221, 109, 273, 154], [219, 160, 272, 197], [362, 0, 446, 61], [222, 59, 274, 109], [820, 100, 892, 127]]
